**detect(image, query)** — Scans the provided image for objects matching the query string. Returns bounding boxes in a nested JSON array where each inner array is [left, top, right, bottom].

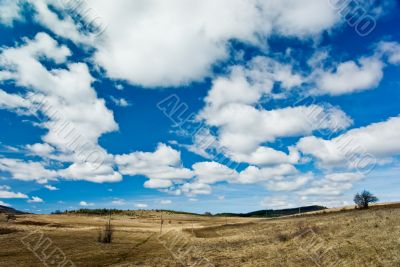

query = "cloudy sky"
[[0, 0, 399, 213]]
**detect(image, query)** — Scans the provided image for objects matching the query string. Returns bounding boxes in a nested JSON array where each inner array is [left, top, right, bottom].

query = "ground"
[[0, 204, 399, 267]]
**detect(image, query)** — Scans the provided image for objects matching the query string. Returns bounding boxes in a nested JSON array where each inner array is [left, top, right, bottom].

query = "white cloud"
[[26, 143, 55, 158], [0, 0, 23, 26], [111, 198, 126, 205], [134, 203, 148, 209], [325, 172, 364, 182], [79, 201, 94, 207], [0, 158, 58, 184], [28, 196, 44, 203], [229, 146, 300, 166], [0, 186, 28, 199], [0, 89, 30, 111], [237, 164, 298, 184], [160, 199, 172, 205], [0, 200, 11, 207], [261, 196, 295, 210], [201, 103, 351, 154], [44, 185, 58, 191], [378, 41, 400, 65], [316, 56, 384, 95], [180, 182, 212, 196], [297, 116, 400, 169], [298, 181, 352, 196], [296, 172, 364, 197], [110, 96, 130, 107], [202, 56, 304, 111], [0, 185, 11, 191], [144, 179, 173, 189], [192, 161, 238, 184], [0, 32, 118, 161], [29, 0, 93, 45], [262, 0, 339, 37], [266, 174, 311, 191], [115, 143, 194, 188], [31, 1, 342, 87], [59, 162, 122, 183], [0, 33, 122, 183]]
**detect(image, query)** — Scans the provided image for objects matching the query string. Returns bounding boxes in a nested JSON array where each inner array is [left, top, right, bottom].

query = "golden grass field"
[[0, 204, 399, 267]]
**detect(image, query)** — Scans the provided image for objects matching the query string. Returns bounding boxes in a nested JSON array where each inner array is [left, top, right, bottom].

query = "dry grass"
[[0, 205, 399, 266], [0, 227, 19, 235]]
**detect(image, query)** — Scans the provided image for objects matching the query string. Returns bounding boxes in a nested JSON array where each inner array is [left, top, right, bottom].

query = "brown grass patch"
[[0, 227, 19, 235]]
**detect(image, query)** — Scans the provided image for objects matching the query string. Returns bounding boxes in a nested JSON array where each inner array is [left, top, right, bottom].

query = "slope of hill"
[[215, 205, 327, 217], [0, 205, 25, 214]]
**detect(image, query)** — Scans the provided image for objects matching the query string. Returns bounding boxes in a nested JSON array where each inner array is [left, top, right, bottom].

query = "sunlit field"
[[1, 204, 399, 266]]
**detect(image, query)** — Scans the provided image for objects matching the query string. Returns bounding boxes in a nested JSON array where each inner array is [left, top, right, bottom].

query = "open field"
[[1, 205, 399, 267]]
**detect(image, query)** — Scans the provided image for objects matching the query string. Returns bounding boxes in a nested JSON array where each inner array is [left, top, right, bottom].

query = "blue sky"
[[0, 0, 400, 214]]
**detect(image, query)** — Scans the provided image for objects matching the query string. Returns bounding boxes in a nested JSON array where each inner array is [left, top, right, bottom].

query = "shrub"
[[277, 233, 290, 242], [98, 217, 113, 243], [6, 214, 16, 221]]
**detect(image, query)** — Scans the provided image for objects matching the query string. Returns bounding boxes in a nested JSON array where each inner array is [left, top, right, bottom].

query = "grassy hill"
[[215, 205, 327, 217], [60, 205, 326, 218], [0, 205, 25, 215]]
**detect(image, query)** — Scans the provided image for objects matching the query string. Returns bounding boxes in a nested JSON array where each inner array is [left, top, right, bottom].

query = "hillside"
[[215, 205, 327, 217], [0, 205, 25, 214]]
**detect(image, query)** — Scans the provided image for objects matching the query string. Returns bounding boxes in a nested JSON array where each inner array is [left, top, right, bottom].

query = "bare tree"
[[354, 190, 378, 209]]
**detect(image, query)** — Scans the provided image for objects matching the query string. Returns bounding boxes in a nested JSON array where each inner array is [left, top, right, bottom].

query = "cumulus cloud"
[[315, 56, 384, 95], [26, 143, 55, 158], [0, 158, 58, 184], [378, 41, 400, 64], [29, 0, 94, 44], [28, 196, 44, 203], [192, 161, 238, 184], [201, 103, 352, 154], [0, 32, 118, 157], [160, 199, 172, 205], [110, 96, 130, 107], [180, 182, 212, 196], [297, 116, 400, 169], [111, 198, 126, 205], [115, 143, 194, 188], [134, 203, 148, 209], [59, 162, 122, 183], [0, 185, 28, 199], [27, 0, 343, 87], [237, 164, 298, 184], [228, 146, 300, 166], [0, 89, 30, 111], [79, 201, 94, 207], [261, 196, 295, 210], [0, 0, 23, 26], [0, 32, 122, 183], [266, 174, 311, 191], [0, 200, 11, 207], [44, 185, 58, 191]]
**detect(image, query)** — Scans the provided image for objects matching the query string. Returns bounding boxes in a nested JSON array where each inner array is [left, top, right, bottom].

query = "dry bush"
[[276, 233, 290, 242], [6, 214, 16, 221], [98, 218, 113, 244]]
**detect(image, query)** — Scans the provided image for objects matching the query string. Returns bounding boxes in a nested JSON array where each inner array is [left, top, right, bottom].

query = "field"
[[0, 204, 399, 267]]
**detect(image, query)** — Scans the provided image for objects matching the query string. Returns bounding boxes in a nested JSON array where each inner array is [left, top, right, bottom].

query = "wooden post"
[[160, 214, 163, 234]]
